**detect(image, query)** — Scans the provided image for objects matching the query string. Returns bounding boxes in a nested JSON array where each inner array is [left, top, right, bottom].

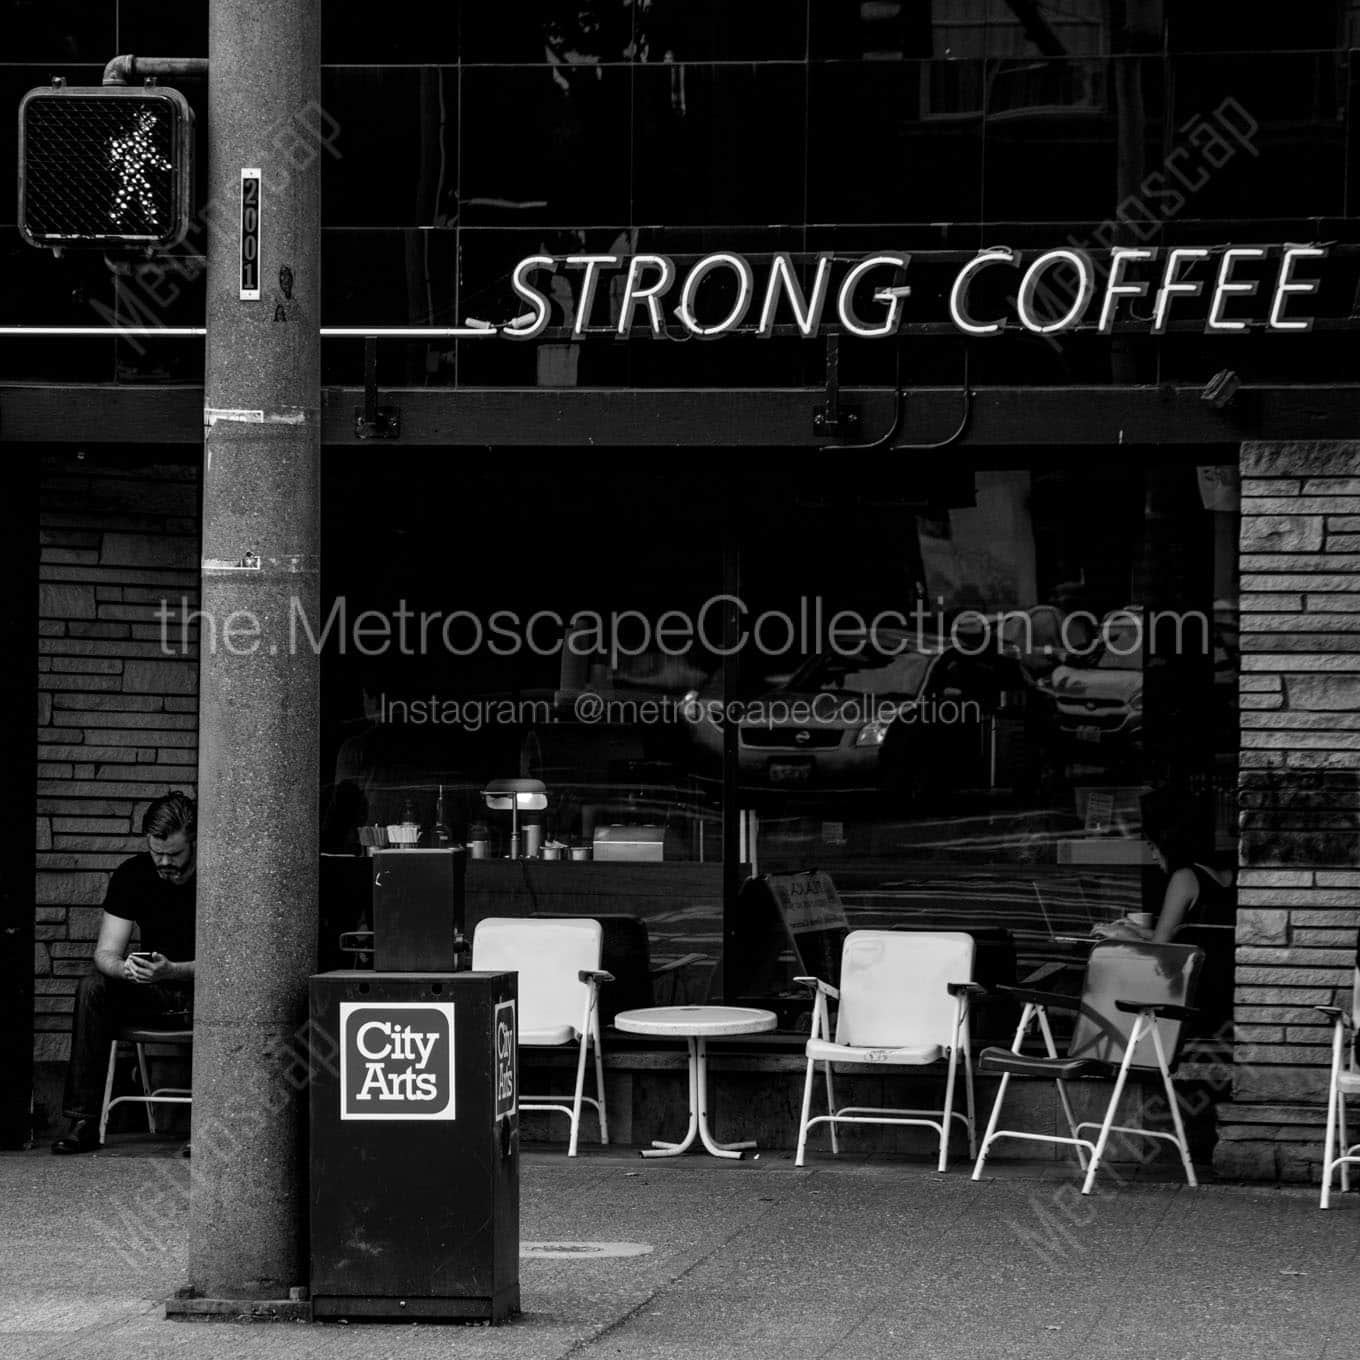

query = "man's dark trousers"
[[62, 971, 193, 1121]]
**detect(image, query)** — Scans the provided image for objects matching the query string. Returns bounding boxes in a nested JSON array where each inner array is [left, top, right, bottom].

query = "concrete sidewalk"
[[3, 1142, 1359, 1360]]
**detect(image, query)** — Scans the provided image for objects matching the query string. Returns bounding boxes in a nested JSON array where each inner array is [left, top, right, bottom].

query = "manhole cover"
[[520, 1242, 653, 1259]]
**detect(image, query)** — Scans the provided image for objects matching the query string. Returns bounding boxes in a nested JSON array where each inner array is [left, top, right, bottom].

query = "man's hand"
[[123, 951, 181, 983]]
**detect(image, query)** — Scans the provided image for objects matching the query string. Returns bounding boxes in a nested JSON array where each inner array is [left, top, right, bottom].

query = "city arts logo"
[[494, 999, 517, 1122], [339, 1002, 456, 1121]]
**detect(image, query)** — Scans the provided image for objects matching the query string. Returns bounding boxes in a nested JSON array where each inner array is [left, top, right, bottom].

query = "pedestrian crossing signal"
[[18, 84, 194, 251]]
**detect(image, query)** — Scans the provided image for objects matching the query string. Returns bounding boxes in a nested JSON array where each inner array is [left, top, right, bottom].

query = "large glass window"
[[319, 456, 729, 992], [319, 450, 1240, 1031], [722, 454, 1239, 1027]]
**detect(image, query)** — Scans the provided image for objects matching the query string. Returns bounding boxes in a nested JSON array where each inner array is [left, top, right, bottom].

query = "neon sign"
[[502, 244, 1328, 340]]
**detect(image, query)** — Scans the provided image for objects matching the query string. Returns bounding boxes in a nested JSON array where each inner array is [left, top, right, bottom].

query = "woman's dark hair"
[[142, 790, 197, 841], [1149, 824, 1201, 872]]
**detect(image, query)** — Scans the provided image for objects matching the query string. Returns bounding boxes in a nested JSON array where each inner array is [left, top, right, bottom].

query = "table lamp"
[[481, 778, 548, 859]]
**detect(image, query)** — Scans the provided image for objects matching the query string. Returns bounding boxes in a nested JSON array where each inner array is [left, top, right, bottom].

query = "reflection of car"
[[554, 637, 715, 709], [997, 603, 1096, 684], [533, 621, 723, 783], [1044, 609, 1144, 751], [685, 632, 1022, 797]]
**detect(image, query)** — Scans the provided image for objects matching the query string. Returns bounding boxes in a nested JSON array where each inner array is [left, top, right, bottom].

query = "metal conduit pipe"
[[102, 55, 208, 85]]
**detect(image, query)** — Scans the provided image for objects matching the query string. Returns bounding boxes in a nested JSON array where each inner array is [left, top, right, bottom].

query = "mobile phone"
[[129, 951, 154, 963]]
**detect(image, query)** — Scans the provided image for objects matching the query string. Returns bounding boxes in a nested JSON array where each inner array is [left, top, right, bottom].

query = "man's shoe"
[[51, 1119, 100, 1155]]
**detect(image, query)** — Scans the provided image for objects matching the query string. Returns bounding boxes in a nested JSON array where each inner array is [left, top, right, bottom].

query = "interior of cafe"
[[318, 448, 1240, 1034]]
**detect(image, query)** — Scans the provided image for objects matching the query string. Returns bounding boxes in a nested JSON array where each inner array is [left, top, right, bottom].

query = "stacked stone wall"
[[33, 452, 200, 1114], [1215, 440, 1360, 1181]]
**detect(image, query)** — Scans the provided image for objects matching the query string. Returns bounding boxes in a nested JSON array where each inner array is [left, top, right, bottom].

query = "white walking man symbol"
[[108, 109, 171, 229]]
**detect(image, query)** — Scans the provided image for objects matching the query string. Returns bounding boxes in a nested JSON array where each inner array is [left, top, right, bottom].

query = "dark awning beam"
[[1, 382, 1356, 447]]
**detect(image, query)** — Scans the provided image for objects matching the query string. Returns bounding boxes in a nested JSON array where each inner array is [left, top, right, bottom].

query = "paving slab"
[[3, 1145, 1359, 1360]]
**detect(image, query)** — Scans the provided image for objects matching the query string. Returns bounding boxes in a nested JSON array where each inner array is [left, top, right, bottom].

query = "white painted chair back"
[[473, 917, 603, 1037], [835, 930, 975, 1050]]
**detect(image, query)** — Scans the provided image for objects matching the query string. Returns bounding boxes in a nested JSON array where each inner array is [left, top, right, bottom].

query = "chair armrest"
[[1315, 1005, 1353, 1027], [793, 976, 839, 1000], [1113, 1000, 1197, 1021], [947, 982, 987, 998], [651, 953, 710, 976], [579, 969, 615, 985], [996, 984, 1079, 1012]]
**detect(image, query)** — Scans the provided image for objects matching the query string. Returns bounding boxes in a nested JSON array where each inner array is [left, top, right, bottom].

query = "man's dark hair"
[[142, 790, 197, 841]]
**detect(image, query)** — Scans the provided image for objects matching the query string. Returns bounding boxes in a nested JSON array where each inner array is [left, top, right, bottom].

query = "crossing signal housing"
[[18, 83, 194, 251]]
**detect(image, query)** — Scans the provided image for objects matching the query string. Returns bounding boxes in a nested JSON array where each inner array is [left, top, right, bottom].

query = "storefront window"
[[318, 451, 1239, 1024], [724, 455, 1239, 1013], [318, 457, 730, 987]]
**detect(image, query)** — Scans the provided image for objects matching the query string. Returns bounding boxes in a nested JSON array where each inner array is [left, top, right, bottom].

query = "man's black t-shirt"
[[102, 853, 196, 963]]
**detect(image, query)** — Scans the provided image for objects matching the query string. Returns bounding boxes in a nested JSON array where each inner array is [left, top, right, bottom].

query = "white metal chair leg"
[[567, 1031, 590, 1158], [1322, 1020, 1344, 1209], [97, 1041, 119, 1145], [593, 1032, 609, 1145], [1035, 1005, 1086, 1171], [973, 1000, 1035, 1179], [962, 1019, 977, 1158], [938, 1046, 958, 1173], [937, 1002, 964, 1172], [972, 1071, 1012, 1179], [795, 1055, 817, 1167], [1339, 1078, 1350, 1195], [1080, 1013, 1145, 1195], [824, 1063, 839, 1155], [134, 1043, 157, 1133], [1148, 1016, 1197, 1188]]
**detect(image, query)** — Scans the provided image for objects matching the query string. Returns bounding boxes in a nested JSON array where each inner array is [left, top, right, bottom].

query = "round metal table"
[[613, 1005, 778, 1159]]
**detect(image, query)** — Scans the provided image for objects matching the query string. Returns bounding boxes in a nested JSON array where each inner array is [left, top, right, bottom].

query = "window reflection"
[[319, 455, 1236, 1007], [729, 459, 1238, 998]]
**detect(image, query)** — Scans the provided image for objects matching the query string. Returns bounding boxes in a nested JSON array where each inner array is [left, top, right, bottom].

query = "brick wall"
[[33, 451, 200, 1120], [1214, 440, 1360, 1181]]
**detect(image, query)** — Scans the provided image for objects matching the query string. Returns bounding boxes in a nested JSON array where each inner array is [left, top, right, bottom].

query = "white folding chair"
[[98, 1024, 193, 1145], [794, 930, 978, 1172], [971, 941, 1202, 1194], [1317, 967, 1360, 1209], [471, 917, 612, 1157]]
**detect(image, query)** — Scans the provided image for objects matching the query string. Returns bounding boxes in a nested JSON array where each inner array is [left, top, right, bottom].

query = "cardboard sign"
[[768, 871, 849, 936], [729, 871, 851, 1000], [339, 1002, 456, 1121]]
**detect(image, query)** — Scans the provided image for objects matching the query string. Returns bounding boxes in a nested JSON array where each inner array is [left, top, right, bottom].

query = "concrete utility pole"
[[186, 0, 321, 1303]]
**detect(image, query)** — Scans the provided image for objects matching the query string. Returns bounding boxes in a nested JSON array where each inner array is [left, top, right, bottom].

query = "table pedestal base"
[[641, 1037, 756, 1160]]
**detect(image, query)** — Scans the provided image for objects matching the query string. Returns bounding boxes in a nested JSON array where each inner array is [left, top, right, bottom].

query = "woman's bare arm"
[[1152, 867, 1200, 943]]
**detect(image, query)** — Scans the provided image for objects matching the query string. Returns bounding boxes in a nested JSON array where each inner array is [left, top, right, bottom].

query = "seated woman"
[[1146, 827, 1235, 942], [1096, 828, 1234, 940], [1095, 826, 1236, 1036]]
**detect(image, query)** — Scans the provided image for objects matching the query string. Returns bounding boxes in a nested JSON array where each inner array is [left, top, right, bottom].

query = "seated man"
[[51, 791, 198, 1154]]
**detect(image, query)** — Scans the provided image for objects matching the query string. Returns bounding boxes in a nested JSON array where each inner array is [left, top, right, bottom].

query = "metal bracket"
[[812, 334, 859, 438], [353, 336, 402, 439]]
